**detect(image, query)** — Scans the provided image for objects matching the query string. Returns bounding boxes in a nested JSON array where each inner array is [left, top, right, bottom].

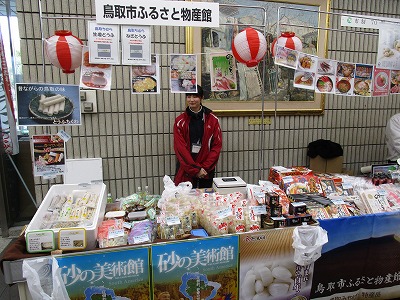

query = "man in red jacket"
[[173, 85, 222, 188]]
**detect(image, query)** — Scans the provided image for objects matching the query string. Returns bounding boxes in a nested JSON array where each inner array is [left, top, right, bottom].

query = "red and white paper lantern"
[[271, 31, 302, 57], [44, 30, 83, 74], [231, 27, 267, 68]]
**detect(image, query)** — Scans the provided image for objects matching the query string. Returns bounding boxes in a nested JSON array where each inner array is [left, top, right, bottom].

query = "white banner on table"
[[95, 0, 219, 27], [121, 25, 151, 65], [88, 21, 120, 65]]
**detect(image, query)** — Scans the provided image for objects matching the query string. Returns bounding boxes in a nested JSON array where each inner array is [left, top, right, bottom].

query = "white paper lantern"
[[271, 32, 303, 57], [231, 27, 267, 67], [44, 30, 83, 74]]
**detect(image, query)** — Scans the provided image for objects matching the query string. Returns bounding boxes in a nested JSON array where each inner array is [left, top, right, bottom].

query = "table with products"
[[3, 167, 400, 300]]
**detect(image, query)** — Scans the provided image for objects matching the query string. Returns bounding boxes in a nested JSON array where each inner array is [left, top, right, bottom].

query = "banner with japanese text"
[[151, 235, 239, 300], [95, 0, 219, 27], [56, 246, 151, 300]]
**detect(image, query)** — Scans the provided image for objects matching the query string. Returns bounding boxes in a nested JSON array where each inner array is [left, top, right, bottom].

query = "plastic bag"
[[22, 257, 70, 300], [158, 175, 192, 208], [292, 224, 328, 266]]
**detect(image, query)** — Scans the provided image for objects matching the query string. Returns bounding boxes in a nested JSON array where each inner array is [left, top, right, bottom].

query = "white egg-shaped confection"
[[253, 291, 270, 300], [242, 274, 257, 298], [258, 266, 273, 286], [268, 282, 290, 297], [272, 266, 293, 280], [255, 280, 264, 293]]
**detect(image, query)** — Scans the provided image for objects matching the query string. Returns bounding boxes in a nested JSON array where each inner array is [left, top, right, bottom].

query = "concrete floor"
[[0, 227, 25, 300]]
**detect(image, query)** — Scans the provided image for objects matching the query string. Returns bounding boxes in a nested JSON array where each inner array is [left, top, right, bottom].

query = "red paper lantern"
[[231, 27, 267, 68], [271, 31, 303, 57], [44, 30, 83, 74]]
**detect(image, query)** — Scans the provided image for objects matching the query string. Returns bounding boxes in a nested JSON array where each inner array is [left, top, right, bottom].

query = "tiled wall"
[[17, 0, 400, 202]]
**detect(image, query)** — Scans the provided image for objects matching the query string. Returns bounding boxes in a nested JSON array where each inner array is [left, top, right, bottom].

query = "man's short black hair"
[[186, 85, 204, 98]]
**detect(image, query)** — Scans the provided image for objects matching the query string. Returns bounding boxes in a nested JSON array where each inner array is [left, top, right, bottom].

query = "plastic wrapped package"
[[127, 220, 156, 245], [97, 219, 127, 248], [245, 206, 261, 232]]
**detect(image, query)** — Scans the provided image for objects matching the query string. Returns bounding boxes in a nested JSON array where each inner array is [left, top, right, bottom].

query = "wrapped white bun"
[[258, 266, 273, 286], [268, 283, 290, 297], [255, 280, 264, 293], [272, 266, 293, 280], [242, 274, 256, 299]]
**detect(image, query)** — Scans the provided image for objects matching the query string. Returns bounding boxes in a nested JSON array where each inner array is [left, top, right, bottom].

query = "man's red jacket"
[[173, 106, 222, 185]]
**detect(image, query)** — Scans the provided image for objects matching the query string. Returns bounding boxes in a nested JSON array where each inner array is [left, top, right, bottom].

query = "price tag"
[[57, 129, 71, 142], [282, 176, 293, 183], [123, 222, 132, 229], [166, 216, 181, 225], [108, 229, 124, 239], [377, 189, 387, 196], [341, 182, 353, 189], [133, 234, 150, 244], [331, 199, 346, 205], [250, 205, 267, 215], [216, 207, 233, 219]]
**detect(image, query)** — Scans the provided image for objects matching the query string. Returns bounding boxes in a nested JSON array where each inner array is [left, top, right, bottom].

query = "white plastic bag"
[[22, 257, 70, 300], [292, 224, 328, 266], [158, 175, 192, 208]]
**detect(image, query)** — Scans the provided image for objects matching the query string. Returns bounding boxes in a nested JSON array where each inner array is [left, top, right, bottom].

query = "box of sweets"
[[268, 166, 312, 185], [281, 174, 323, 195]]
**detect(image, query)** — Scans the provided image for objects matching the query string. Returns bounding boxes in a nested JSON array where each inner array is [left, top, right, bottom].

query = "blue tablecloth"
[[319, 210, 400, 253]]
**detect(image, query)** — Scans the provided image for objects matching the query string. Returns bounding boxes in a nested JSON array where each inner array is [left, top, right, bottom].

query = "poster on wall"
[[353, 64, 373, 97], [31, 134, 65, 177], [239, 228, 314, 300], [170, 54, 197, 93], [151, 235, 239, 300], [80, 46, 113, 91], [390, 69, 400, 94], [121, 25, 151, 65], [16, 83, 81, 126], [376, 23, 400, 70], [209, 52, 237, 92], [87, 21, 120, 65], [56, 246, 151, 299], [131, 55, 160, 94], [373, 68, 390, 96]]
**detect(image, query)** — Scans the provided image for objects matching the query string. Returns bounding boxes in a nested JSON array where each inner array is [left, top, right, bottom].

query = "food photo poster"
[[169, 54, 197, 93], [376, 23, 400, 70], [31, 134, 65, 177], [131, 55, 160, 94], [209, 52, 237, 92], [17, 83, 81, 126], [80, 46, 112, 91]]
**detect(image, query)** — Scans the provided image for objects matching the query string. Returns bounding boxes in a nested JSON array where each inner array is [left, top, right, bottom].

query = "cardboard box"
[[25, 182, 106, 250], [309, 155, 343, 173]]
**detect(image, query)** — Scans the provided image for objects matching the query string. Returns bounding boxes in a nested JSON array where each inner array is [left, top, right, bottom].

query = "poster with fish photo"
[[151, 235, 239, 300], [131, 55, 160, 94], [17, 83, 81, 126], [210, 52, 237, 92]]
